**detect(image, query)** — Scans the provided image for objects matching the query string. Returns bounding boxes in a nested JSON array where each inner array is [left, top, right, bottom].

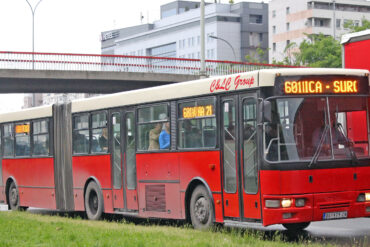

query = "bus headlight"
[[366, 193, 370, 202], [357, 193, 370, 202], [281, 199, 292, 208]]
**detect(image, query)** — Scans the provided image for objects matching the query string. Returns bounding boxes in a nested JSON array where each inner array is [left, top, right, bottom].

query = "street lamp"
[[25, 0, 43, 70], [208, 35, 237, 61]]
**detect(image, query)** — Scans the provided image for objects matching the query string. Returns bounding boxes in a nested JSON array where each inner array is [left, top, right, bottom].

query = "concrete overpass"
[[0, 69, 200, 93]]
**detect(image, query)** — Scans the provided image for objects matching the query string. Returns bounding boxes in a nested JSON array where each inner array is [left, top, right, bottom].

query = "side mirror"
[[262, 101, 272, 123]]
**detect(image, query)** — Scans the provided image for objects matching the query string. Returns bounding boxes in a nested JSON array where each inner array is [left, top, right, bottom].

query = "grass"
[[0, 211, 328, 247]]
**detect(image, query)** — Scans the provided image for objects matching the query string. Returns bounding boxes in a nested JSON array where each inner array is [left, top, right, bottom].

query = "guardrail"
[[0, 51, 298, 76]]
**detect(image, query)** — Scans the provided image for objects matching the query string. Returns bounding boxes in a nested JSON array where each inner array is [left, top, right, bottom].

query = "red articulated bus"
[[0, 68, 369, 231]]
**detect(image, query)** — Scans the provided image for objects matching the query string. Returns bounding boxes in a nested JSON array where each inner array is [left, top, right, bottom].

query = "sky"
[[0, 0, 259, 112]]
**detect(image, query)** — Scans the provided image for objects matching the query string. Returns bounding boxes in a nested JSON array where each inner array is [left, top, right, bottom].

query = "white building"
[[269, 0, 370, 63], [102, 1, 269, 63]]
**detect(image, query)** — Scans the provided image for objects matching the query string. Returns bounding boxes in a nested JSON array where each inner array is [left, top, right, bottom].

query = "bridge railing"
[[0, 51, 297, 76]]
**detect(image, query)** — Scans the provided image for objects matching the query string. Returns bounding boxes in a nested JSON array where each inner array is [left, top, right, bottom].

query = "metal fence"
[[0, 51, 298, 76]]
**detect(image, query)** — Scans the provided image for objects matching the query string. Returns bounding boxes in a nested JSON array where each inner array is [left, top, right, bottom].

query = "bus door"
[[110, 110, 138, 212], [221, 94, 261, 220]]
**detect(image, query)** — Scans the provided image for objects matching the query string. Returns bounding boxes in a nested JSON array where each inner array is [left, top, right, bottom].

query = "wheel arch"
[[184, 177, 215, 223]]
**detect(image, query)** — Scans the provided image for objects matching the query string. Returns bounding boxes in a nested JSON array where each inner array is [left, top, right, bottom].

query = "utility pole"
[[25, 0, 43, 70], [200, 0, 206, 78]]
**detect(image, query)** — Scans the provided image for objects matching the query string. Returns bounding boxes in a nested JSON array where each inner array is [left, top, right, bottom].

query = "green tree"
[[273, 33, 341, 68], [245, 47, 268, 63], [343, 18, 370, 33]]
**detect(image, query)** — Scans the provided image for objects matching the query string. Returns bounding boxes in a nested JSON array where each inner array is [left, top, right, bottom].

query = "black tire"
[[85, 181, 104, 220], [283, 222, 310, 231], [190, 185, 214, 230], [8, 181, 20, 210]]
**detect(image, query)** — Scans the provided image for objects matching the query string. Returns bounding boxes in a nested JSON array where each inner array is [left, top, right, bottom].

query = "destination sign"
[[15, 124, 30, 134], [182, 105, 213, 119], [275, 75, 369, 95]]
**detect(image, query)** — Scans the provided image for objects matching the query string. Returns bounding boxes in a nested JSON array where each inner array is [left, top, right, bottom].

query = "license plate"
[[323, 211, 348, 220]]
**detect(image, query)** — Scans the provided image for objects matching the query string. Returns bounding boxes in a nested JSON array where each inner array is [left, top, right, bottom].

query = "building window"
[[287, 40, 290, 46], [259, 33, 263, 43], [336, 19, 341, 29], [249, 14, 262, 24], [286, 7, 290, 14], [286, 22, 290, 31], [272, 10, 276, 18], [273, 26, 276, 34], [273, 43, 276, 52]]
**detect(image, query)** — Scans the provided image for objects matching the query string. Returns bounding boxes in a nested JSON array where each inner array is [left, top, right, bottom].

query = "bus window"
[[329, 97, 369, 158], [242, 98, 258, 194], [33, 119, 49, 156], [73, 114, 89, 154], [222, 100, 236, 193], [112, 113, 121, 189], [264, 96, 370, 162], [137, 104, 169, 151], [91, 112, 108, 153], [3, 124, 14, 157], [15, 122, 30, 157], [178, 98, 216, 149], [126, 112, 136, 189]]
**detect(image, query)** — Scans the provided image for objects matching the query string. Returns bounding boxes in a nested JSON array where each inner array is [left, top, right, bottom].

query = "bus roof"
[[0, 68, 367, 122], [71, 68, 368, 113], [0, 105, 53, 124]]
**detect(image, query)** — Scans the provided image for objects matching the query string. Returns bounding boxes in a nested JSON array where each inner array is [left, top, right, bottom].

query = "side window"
[[15, 122, 31, 157], [178, 97, 217, 149], [3, 124, 14, 157], [91, 112, 108, 153], [112, 113, 122, 189], [33, 119, 50, 156], [0, 126, 2, 157], [73, 114, 89, 154], [126, 112, 136, 189], [243, 98, 258, 194], [137, 104, 169, 151]]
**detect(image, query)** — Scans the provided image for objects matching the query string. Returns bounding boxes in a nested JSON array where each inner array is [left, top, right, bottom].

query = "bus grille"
[[319, 202, 350, 210]]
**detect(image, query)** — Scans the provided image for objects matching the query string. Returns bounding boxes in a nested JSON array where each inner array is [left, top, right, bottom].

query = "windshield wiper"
[[309, 125, 329, 168]]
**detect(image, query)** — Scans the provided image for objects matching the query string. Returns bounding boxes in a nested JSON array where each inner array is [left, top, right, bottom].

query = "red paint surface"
[[260, 166, 370, 226], [72, 155, 112, 212], [344, 40, 370, 71], [2, 157, 56, 209]]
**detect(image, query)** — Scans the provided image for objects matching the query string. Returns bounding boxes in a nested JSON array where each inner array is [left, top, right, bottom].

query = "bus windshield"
[[264, 96, 370, 162]]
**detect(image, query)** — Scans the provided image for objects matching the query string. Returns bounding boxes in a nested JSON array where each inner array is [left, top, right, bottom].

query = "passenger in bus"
[[159, 122, 170, 149], [148, 123, 162, 150], [184, 120, 201, 148], [99, 128, 108, 152]]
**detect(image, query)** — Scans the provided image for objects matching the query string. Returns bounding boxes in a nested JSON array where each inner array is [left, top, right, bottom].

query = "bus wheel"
[[283, 222, 310, 231], [8, 182, 20, 210], [190, 185, 214, 230], [85, 181, 104, 220]]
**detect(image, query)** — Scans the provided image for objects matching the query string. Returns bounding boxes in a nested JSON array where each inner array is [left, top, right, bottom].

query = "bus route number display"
[[183, 105, 213, 119], [284, 80, 357, 94], [277, 75, 368, 95], [15, 124, 30, 134]]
